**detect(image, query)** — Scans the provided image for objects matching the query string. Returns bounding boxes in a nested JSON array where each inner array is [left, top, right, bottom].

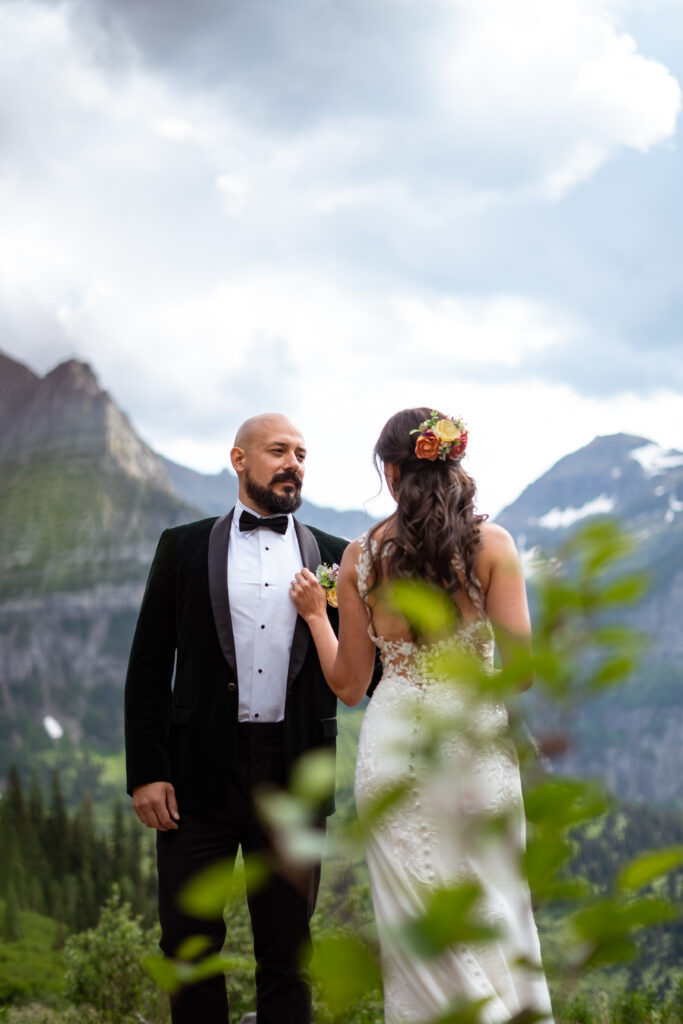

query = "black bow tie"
[[238, 510, 289, 535]]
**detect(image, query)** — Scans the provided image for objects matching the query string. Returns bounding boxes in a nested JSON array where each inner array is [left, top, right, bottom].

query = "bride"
[[290, 408, 554, 1024]]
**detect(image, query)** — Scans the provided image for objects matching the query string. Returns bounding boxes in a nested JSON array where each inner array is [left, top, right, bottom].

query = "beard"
[[245, 469, 303, 515]]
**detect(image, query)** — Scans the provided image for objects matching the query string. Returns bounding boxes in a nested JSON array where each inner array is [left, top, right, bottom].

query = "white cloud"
[[0, 0, 682, 523], [435, 0, 681, 198]]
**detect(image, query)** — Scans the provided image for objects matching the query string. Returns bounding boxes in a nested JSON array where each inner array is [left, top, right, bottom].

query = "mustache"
[[270, 471, 302, 490]]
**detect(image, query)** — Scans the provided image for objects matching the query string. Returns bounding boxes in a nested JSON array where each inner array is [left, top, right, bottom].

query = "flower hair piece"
[[410, 410, 468, 462]]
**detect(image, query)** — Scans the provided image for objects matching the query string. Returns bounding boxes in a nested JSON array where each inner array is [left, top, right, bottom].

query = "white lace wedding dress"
[[354, 533, 554, 1024]]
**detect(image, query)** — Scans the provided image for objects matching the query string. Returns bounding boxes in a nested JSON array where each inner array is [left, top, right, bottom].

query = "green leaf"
[[257, 790, 310, 831], [524, 835, 572, 893], [397, 883, 498, 958], [429, 995, 493, 1024], [563, 520, 635, 574], [355, 779, 411, 836], [312, 933, 382, 1014], [278, 825, 328, 864], [178, 853, 268, 918], [578, 936, 639, 971], [617, 846, 683, 892], [289, 748, 336, 804], [378, 579, 456, 635], [572, 897, 676, 942], [591, 625, 648, 651], [599, 574, 649, 606], [175, 934, 212, 961], [181, 952, 251, 984], [589, 656, 636, 690], [143, 955, 181, 994], [524, 778, 609, 831]]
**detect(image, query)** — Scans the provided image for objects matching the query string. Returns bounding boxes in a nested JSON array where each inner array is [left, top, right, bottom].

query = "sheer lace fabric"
[[354, 532, 554, 1024]]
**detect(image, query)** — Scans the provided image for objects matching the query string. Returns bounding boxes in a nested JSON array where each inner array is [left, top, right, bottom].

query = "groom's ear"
[[230, 446, 246, 474]]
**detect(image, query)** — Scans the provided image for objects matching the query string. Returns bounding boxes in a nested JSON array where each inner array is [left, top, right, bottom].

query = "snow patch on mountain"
[[630, 443, 683, 477], [531, 494, 616, 530], [43, 715, 64, 740], [665, 493, 683, 524]]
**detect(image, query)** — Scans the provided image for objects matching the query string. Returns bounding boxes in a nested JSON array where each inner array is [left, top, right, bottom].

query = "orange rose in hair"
[[415, 433, 440, 460]]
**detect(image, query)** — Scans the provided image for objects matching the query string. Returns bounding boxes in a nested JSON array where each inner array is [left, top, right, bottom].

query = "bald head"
[[230, 414, 306, 516], [234, 413, 301, 451]]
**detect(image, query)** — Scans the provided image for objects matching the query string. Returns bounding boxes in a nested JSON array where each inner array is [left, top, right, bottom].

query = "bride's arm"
[[290, 540, 376, 706], [481, 524, 533, 691]]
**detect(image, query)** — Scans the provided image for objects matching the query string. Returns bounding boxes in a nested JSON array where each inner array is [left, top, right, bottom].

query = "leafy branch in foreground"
[[145, 520, 681, 1022]]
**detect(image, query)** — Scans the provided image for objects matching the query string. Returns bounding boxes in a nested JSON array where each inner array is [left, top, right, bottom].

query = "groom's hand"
[[132, 781, 180, 830]]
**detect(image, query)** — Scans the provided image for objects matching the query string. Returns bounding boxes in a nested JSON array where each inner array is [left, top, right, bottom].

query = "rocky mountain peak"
[[0, 352, 40, 423], [497, 432, 683, 543], [43, 358, 101, 398], [0, 353, 172, 492]]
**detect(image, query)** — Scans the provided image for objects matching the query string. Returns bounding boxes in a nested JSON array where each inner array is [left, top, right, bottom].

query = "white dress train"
[[353, 533, 554, 1024]]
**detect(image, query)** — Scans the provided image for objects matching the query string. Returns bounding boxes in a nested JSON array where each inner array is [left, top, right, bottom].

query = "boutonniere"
[[315, 563, 340, 608]]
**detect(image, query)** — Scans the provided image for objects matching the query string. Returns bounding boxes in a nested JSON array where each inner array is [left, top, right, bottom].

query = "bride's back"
[[357, 521, 496, 645]]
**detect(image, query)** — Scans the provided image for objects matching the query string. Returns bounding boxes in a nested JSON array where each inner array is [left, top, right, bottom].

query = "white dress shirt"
[[228, 499, 303, 722]]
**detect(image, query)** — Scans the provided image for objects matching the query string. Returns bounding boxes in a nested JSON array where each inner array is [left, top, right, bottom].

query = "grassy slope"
[[0, 904, 64, 1003]]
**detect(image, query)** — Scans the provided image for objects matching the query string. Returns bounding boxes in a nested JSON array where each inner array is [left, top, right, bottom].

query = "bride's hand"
[[290, 568, 328, 621]]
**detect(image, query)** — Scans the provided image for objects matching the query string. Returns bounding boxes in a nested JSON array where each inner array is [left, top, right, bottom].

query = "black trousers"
[[157, 722, 321, 1024]]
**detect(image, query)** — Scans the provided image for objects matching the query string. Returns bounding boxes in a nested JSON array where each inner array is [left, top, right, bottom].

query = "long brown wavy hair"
[[368, 407, 488, 609]]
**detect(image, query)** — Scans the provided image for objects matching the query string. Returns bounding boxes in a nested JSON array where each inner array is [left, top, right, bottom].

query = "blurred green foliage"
[[2, 520, 681, 1023]]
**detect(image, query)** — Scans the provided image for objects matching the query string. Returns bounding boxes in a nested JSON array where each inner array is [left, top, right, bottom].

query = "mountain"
[[497, 433, 683, 804], [161, 456, 375, 539], [1, 348, 680, 805], [0, 352, 201, 762], [0, 351, 374, 775]]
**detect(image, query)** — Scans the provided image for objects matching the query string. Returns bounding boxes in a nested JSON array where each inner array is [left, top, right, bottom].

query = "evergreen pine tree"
[[50, 879, 65, 951], [28, 769, 46, 838], [110, 797, 126, 886], [45, 769, 69, 881], [127, 811, 142, 888], [0, 767, 31, 903], [3, 883, 21, 942], [74, 865, 97, 931]]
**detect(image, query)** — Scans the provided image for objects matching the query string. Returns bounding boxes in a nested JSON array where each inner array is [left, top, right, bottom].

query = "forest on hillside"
[[0, 754, 681, 1024]]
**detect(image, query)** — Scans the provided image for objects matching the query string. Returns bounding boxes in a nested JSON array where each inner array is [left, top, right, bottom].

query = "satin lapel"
[[208, 509, 238, 677], [287, 520, 322, 689]]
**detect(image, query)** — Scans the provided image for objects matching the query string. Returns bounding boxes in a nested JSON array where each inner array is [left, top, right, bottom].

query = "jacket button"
[[227, 682, 237, 691]]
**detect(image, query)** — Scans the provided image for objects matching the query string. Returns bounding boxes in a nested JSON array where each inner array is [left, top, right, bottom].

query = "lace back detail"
[[354, 531, 495, 682]]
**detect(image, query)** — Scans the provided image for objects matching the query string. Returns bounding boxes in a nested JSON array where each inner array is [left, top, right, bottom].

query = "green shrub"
[[62, 887, 165, 1023]]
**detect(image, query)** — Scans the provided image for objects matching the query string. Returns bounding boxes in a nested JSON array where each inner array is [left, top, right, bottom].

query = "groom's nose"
[[283, 449, 303, 474]]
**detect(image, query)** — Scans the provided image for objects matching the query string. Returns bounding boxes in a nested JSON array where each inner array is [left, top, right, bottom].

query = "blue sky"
[[2, 0, 683, 518]]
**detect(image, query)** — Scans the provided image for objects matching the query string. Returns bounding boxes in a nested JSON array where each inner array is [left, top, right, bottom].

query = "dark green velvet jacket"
[[124, 511, 351, 816]]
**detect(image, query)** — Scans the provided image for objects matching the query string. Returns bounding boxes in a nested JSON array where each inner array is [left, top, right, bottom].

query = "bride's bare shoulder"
[[479, 520, 517, 551], [340, 534, 370, 579], [477, 521, 522, 573]]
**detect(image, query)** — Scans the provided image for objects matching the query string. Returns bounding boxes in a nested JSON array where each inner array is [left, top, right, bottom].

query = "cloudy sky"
[[2, 0, 683, 518]]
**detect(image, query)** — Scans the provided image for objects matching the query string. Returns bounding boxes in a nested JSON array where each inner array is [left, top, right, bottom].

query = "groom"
[[125, 413, 358, 1024]]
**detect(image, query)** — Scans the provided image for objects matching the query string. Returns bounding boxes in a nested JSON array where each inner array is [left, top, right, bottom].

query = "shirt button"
[[227, 682, 237, 691], [260, 624, 265, 630], [264, 582, 269, 587], [258, 669, 263, 674], [254, 713, 260, 719], [265, 546, 270, 551]]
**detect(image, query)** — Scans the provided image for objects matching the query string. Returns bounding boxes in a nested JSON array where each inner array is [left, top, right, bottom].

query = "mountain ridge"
[[497, 431, 683, 804], [0, 349, 680, 804]]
